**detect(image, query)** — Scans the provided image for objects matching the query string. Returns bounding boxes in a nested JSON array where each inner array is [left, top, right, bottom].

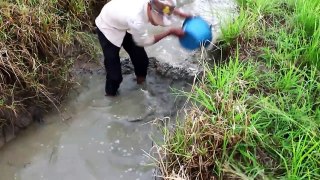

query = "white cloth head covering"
[[150, 0, 177, 26]]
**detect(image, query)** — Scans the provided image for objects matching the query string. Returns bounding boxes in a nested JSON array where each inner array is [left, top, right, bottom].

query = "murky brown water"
[[0, 0, 236, 179], [0, 73, 188, 180]]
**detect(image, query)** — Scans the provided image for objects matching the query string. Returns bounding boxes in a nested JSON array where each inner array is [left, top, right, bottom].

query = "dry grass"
[[0, 0, 103, 130], [154, 109, 242, 179]]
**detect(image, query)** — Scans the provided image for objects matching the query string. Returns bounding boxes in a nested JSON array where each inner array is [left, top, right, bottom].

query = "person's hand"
[[169, 28, 185, 37], [184, 13, 195, 19], [173, 9, 197, 19]]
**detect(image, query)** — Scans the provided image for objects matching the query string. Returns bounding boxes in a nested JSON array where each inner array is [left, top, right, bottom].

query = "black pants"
[[96, 28, 149, 95]]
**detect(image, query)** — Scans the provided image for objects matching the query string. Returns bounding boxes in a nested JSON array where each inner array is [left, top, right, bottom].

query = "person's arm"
[[153, 28, 185, 43], [173, 9, 193, 19], [129, 24, 184, 46], [131, 28, 184, 46], [128, 17, 185, 46]]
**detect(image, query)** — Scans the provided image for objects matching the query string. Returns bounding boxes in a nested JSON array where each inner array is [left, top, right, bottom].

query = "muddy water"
[[0, 73, 188, 180], [0, 0, 236, 179]]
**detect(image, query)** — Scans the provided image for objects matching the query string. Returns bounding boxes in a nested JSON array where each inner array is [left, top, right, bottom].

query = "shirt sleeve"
[[127, 18, 155, 47]]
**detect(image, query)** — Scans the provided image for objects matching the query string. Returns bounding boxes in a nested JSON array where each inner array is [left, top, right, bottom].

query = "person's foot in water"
[[136, 76, 146, 85], [136, 76, 147, 90], [105, 91, 119, 97]]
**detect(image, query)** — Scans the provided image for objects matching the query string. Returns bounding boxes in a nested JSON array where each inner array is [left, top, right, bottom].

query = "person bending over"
[[95, 0, 191, 96]]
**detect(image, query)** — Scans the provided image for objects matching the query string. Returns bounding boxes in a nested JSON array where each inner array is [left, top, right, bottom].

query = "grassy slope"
[[157, 0, 320, 179], [0, 0, 99, 128]]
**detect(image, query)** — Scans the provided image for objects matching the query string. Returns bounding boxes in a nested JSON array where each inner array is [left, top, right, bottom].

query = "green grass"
[[156, 0, 320, 179]]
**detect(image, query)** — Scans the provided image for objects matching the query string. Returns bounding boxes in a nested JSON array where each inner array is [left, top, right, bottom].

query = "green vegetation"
[[156, 0, 320, 179], [0, 0, 100, 129]]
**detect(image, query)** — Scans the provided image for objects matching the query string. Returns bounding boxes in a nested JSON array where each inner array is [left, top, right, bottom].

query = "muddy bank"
[[73, 55, 203, 79]]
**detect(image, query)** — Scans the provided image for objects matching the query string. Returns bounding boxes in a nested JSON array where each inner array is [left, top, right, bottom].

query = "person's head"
[[147, 0, 176, 26]]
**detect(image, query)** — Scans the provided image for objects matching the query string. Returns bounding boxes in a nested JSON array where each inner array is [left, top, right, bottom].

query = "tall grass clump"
[[154, 0, 320, 179], [0, 0, 101, 129]]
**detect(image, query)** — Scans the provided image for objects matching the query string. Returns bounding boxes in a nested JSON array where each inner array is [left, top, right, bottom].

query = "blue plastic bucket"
[[179, 16, 212, 50]]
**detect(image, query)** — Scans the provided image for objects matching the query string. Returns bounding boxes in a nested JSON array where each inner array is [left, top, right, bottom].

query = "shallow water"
[[0, 0, 236, 179], [0, 73, 188, 180]]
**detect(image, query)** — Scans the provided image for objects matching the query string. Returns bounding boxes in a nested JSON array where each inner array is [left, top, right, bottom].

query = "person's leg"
[[96, 28, 122, 96], [122, 32, 149, 84]]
